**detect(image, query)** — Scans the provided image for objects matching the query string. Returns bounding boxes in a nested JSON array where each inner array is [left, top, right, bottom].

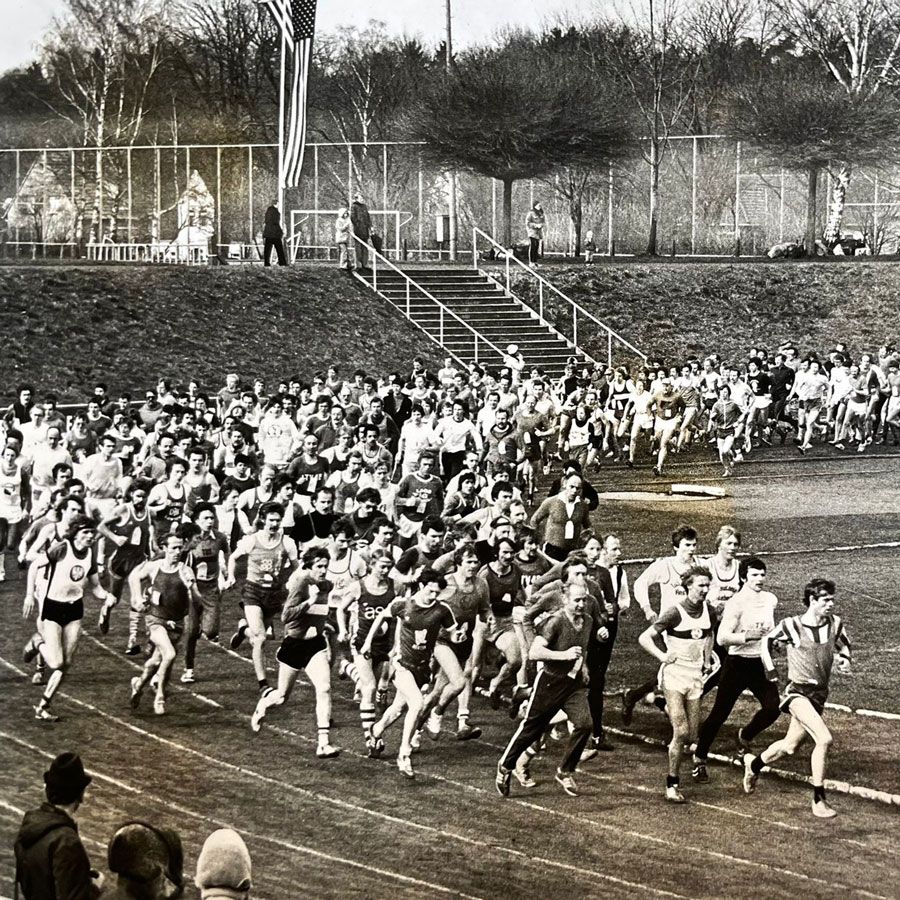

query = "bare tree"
[[603, 0, 700, 254], [768, 0, 900, 241], [40, 0, 172, 243]]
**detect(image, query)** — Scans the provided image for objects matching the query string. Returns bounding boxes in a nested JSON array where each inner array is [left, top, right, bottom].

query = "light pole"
[[446, 0, 457, 261]]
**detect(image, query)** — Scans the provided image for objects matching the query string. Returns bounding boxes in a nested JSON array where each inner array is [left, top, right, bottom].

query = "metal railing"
[[350, 233, 507, 367], [472, 227, 647, 366], [86, 242, 210, 265]]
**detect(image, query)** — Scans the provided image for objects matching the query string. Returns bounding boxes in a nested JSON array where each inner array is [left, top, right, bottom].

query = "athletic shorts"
[[716, 434, 736, 453], [277, 634, 328, 670], [438, 636, 474, 666], [846, 399, 867, 417], [781, 682, 828, 715], [654, 417, 679, 439], [41, 598, 84, 626], [145, 613, 185, 642], [702, 396, 716, 410], [394, 660, 430, 689], [353, 640, 391, 669], [242, 581, 286, 614], [325, 607, 339, 635], [658, 660, 703, 700], [752, 397, 772, 411], [803, 399, 823, 413], [108, 545, 147, 579]]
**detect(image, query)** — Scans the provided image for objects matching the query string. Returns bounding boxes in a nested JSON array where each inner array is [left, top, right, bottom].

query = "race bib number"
[[564, 520, 575, 541], [196, 562, 208, 581], [523, 431, 532, 445], [130, 527, 143, 545], [413, 628, 428, 649], [450, 621, 470, 644]]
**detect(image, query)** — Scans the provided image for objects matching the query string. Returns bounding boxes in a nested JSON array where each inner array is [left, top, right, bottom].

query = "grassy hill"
[[0, 265, 441, 402], [507, 260, 900, 364]]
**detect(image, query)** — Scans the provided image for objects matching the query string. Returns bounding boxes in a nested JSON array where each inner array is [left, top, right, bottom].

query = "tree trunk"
[[570, 195, 583, 258], [646, 140, 660, 255], [805, 165, 818, 255], [823, 164, 852, 245], [89, 150, 102, 244], [502, 178, 514, 248]]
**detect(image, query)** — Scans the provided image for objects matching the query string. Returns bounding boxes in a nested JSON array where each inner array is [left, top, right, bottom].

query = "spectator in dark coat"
[[350, 193, 372, 270], [14, 752, 104, 900], [262, 201, 287, 267]]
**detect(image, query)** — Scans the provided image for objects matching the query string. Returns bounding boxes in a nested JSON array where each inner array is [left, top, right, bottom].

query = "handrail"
[[472, 227, 647, 365], [349, 233, 508, 366]]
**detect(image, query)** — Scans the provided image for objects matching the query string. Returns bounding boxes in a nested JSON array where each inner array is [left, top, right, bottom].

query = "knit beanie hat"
[[195, 829, 252, 899]]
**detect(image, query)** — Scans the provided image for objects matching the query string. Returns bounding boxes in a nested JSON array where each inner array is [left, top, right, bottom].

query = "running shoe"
[[692, 762, 709, 784], [229, 619, 248, 650], [812, 797, 837, 818], [579, 744, 598, 763], [409, 730, 422, 753], [180, 669, 195, 684], [366, 735, 385, 758], [593, 734, 615, 752], [513, 760, 536, 789], [153, 695, 166, 716], [555, 770, 578, 797], [742, 753, 758, 794], [130, 676, 143, 710], [31, 670, 44, 685], [34, 705, 59, 723], [495, 765, 512, 797], [736, 726, 751, 752], [251, 691, 272, 733], [425, 710, 443, 740], [652, 466, 661, 477], [455, 723, 482, 741], [124, 643, 141, 657], [98, 603, 112, 635], [316, 744, 341, 759], [665, 785, 687, 804], [397, 754, 415, 778]]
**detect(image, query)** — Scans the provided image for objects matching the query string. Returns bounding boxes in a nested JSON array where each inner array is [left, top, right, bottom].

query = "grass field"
[[1, 443, 899, 900], [0, 265, 441, 401], [506, 259, 900, 364]]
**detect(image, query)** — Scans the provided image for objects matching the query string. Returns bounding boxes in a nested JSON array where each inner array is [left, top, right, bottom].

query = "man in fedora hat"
[[14, 751, 104, 899]]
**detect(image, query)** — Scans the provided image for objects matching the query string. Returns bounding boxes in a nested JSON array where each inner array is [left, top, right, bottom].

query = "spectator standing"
[[14, 751, 104, 900], [262, 201, 287, 267], [335, 208, 356, 272], [525, 202, 545, 263], [350, 193, 372, 271]]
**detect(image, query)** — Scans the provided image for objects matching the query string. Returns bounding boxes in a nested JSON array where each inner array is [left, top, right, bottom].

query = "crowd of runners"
[[1, 338, 878, 818]]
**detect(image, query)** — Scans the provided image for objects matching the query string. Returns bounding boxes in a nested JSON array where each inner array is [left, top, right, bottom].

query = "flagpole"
[[445, 0, 457, 262], [278, 27, 287, 230]]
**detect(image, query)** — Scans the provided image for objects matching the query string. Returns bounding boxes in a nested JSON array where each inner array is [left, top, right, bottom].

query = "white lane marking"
[[83, 633, 222, 708], [0, 656, 678, 900]]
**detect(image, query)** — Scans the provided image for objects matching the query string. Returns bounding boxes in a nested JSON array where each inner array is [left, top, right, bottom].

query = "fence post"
[[505, 253, 510, 295], [439, 306, 444, 345], [691, 136, 698, 256], [607, 329, 612, 367], [734, 140, 741, 257], [539, 281, 544, 319], [406, 278, 410, 317], [372, 252, 377, 292], [573, 308, 578, 348]]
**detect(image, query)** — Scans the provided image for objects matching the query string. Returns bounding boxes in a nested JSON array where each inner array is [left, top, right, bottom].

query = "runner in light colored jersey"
[[82, 434, 124, 519], [622, 525, 699, 723], [23, 517, 114, 721], [146, 457, 189, 547], [0, 444, 29, 582], [638, 567, 717, 803], [625, 378, 654, 467]]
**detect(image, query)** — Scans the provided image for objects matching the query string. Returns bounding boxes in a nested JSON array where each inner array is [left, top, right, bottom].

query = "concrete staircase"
[[360, 267, 582, 376]]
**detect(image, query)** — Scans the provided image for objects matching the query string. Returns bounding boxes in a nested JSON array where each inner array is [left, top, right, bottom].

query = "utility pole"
[[446, 0, 458, 261]]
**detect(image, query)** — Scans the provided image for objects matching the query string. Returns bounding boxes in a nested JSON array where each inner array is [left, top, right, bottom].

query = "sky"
[[0, 0, 601, 74]]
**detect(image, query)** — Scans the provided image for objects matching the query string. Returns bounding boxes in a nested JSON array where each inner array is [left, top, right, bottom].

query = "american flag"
[[261, 0, 317, 187]]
